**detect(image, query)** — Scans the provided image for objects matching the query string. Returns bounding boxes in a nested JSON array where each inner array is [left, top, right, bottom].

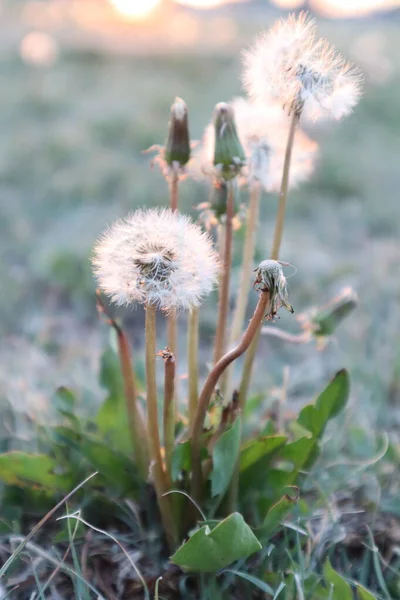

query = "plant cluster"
[[1, 12, 385, 600]]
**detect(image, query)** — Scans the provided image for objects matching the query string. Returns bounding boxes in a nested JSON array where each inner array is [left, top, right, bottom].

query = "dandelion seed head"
[[92, 208, 219, 312], [231, 97, 318, 191], [242, 12, 363, 121]]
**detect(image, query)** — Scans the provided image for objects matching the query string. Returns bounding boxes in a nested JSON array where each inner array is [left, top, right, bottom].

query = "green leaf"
[[259, 487, 300, 538], [79, 437, 139, 495], [97, 346, 132, 455], [55, 386, 76, 412], [99, 346, 124, 397], [323, 558, 352, 600], [240, 436, 287, 472], [222, 570, 275, 595], [54, 387, 80, 429], [298, 370, 350, 438], [171, 440, 191, 481], [0, 452, 73, 492], [210, 417, 241, 498], [170, 513, 262, 572], [357, 584, 377, 600]]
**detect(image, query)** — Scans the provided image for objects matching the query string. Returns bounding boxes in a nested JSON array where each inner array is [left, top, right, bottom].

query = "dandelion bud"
[[164, 97, 191, 168], [212, 102, 246, 180], [92, 208, 219, 313], [253, 259, 294, 319], [309, 287, 358, 337]]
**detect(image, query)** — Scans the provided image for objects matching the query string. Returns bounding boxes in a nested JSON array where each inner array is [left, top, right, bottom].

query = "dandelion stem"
[[145, 304, 177, 548], [191, 291, 270, 502], [96, 293, 148, 477], [162, 350, 176, 483], [167, 171, 179, 355], [213, 180, 234, 364], [169, 170, 179, 213], [188, 307, 199, 429], [221, 180, 261, 397], [231, 181, 261, 341], [238, 110, 299, 410], [271, 111, 299, 261]]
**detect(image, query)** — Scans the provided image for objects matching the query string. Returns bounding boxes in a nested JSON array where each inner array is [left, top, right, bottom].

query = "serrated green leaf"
[[240, 435, 287, 472], [298, 370, 350, 438], [357, 584, 377, 600], [210, 417, 241, 498], [0, 452, 73, 492], [170, 513, 261, 572], [323, 558, 352, 600], [259, 488, 299, 538]]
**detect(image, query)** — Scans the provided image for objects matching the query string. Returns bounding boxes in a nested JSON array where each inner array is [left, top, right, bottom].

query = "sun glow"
[[176, 0, 246, 7], [109, 0, 162, 21]]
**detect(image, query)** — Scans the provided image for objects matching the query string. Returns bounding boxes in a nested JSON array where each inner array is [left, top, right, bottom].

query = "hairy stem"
[[238, 111, 299, 410], [145, 304, 177, 548], [162, 351, 176, 483], [96, 293, 148, 476], [213, 180, 234, 365], [221, 181, 261, 398], [191, 291, 270, 502], [188, 307, 199, 429]]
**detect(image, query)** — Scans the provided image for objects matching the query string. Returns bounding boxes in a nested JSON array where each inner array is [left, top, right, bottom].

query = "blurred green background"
[[1, 0, 400, 443]]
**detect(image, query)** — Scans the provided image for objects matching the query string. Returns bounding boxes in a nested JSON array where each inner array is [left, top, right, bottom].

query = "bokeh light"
[[176, 0, 247, 8], [109, 0, 162, 21], [20, 31, 58, 67]]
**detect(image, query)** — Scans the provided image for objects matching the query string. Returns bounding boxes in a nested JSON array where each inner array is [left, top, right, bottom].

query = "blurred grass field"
[[1, 5, 400, 446]]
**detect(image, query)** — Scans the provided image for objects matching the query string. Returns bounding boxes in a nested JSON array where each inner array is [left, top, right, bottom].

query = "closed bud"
[[164, 97, 191, 168], [310, 287, 358, 337], [212, 102, 246, 180]]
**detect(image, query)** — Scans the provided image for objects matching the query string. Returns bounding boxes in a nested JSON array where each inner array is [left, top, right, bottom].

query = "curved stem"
[[145, 304, 177, 548], [238, 111, 299, 410], [213, 180, 234, 365], [191, 291, 270, 502], [261, 327, 310, 344], [188, 307, 199, 429]]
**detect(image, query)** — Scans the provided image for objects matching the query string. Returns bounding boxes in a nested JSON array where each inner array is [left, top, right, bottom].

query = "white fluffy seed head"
[[242, 12, 363, 121], [92, 208, 220, 313], [231, 97, 318, 191]]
